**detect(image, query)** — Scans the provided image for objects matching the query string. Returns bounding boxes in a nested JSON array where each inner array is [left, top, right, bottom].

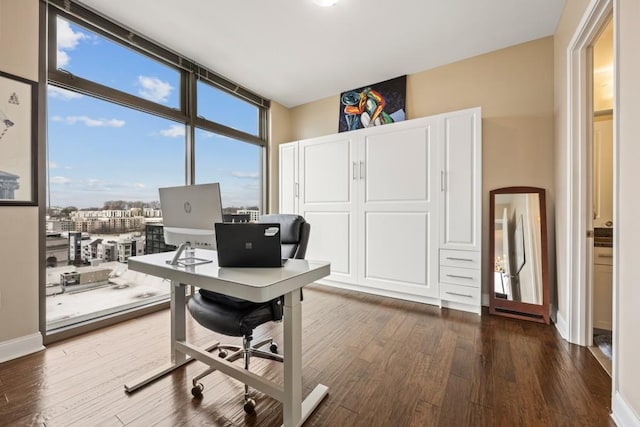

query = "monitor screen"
[[158, 183, 223, 250]]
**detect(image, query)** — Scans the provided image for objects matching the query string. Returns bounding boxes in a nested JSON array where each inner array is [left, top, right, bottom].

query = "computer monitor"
[[158, 183, 223, 260]]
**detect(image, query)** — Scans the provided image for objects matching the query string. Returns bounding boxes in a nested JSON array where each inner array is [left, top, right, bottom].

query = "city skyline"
[[47, 18, 261, 209]]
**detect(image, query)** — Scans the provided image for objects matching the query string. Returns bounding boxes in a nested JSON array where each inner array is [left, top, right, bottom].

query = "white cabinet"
[[278, 107, 482, 313], [357, 119, 441, 298], [441, 109, 482, 251], [593, 246, 613, 330], [593, 118, 613, 227], [298, 133, 358, 284], [438, 108, 482, 314]]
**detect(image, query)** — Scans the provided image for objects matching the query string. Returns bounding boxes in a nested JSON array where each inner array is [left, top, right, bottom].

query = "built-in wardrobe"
[[279, 107, 482, 314]]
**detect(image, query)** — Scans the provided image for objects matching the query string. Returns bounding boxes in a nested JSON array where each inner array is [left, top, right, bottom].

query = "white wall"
[[0, 0, 42, 356], [615, 0, 640, 420]]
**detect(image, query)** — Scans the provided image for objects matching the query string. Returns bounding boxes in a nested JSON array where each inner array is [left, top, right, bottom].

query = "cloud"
[[53, 115, 125, 128], [56, 18, 87, 68], [137, 76, 173, 103], [159, 124, 185, 138], [231, 171, 259, 179], [48, 86, 83, 100], [50, 176, 71, 184]]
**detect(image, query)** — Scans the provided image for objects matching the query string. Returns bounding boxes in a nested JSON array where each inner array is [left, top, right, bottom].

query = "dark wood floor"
[[0, 284, 614, 426]]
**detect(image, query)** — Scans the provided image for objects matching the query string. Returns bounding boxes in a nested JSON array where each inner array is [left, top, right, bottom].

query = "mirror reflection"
[[493, 193, 543, 304]]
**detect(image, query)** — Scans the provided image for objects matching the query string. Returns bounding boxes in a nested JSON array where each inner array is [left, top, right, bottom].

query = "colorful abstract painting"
[[338, 75, 406, 133]]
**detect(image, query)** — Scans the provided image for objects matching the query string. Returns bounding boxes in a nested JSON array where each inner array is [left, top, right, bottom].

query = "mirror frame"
[[489, 186, 550, 324]]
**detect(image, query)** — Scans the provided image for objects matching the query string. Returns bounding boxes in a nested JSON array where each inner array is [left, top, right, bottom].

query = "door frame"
[[565, 0, 614, 347]]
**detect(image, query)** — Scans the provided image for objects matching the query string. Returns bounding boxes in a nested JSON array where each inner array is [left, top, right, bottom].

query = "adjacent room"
[[1, 0, 640, 426]]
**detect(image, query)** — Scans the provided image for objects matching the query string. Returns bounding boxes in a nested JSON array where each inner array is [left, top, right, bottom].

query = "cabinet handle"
[[360, 161, 365, 179], [353, 162, 357, 180], [295, 182, 299, 197], [445, 291, 473, 298], [598, 254, 613, 258], [441, 171, 445, 191], [446, 257, 474, 262], [446, 274, 474, 280]]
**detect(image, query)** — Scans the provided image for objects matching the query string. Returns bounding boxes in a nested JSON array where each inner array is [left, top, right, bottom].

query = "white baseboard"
[[554, 307, 569, 341], [612, 391, 640, 427], [0, 333, 45, 364]]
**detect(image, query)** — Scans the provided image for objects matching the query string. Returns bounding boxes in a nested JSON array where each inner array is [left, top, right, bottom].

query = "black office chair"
[[187, 214, 310, 413]]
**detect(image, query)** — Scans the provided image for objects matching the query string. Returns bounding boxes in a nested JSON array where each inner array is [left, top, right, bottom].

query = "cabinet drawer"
[[440, 283, 481, 306], [594, 247, 613, 266], [439, 249, 481, 269], [440, 266, 481, 287]]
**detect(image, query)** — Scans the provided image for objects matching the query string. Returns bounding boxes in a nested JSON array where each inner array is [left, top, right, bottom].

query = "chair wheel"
[[191, 383, 204, 398], [243, 398, 256, 414], [269, 343, 278, 354], [218, 350, 228, 358]]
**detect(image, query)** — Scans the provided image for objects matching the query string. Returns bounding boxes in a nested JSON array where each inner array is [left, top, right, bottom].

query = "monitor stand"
[[168, 243, 213, 267]]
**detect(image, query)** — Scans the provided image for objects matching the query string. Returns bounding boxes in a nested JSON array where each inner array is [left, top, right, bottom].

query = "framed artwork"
[[338, 75, 406, 133], [0, 70, 38, 206]]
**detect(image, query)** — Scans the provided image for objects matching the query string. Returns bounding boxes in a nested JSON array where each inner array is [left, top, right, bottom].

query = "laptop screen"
[[215, 223, 284, 267]]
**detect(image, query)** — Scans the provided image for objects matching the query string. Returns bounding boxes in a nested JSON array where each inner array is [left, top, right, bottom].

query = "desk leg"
[[282, 290, 329, 427], [124, 281, 189, 393], [283, 290, 302, 426], [171, 280, 187, 365]]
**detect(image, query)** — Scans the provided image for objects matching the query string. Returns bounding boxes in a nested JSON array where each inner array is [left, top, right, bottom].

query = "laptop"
[[214, 222, 287, 267]]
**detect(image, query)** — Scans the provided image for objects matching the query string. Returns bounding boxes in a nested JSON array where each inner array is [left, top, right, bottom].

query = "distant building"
[[46, 233, 68, 267], [236, 209, 260, 222], [59, 268, 111, 292], [144, 224, 176, 254], [82, 238, 103, 263], [68, 232, 83, 266], [98, 241, 117, 262], [117, 238, 144, 262]]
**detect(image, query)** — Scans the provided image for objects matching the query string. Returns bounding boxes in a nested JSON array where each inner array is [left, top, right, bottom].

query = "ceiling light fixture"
[[312, 0, 338, 7]]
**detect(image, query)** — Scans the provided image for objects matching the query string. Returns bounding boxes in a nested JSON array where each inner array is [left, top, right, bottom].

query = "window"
[[197, 80, 259, 136], [55, 17, 181, 109], [45, 1, 268, 335], [46, 88, 184, 329], [194, 129, 261, 213]]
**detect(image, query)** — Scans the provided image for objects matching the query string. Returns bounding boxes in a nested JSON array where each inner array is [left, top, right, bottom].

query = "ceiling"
[[75, 0, 566, 108]]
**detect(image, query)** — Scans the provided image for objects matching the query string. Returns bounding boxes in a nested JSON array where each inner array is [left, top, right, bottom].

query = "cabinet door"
[[593, 263, 613, 330], [298, 134, 358, 284], [357, 119, 441, 298], [441, 108, 482, 251], [279, 142, 298, 214], [593, 118, 613, 227]]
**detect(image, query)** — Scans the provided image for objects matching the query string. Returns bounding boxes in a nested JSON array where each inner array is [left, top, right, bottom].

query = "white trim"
[[0, 333, 45, 364], [611, 0, 621, 404], [554, 307, 569, 340], [612, 391, 640, 427], [566, 0, 612, 346]]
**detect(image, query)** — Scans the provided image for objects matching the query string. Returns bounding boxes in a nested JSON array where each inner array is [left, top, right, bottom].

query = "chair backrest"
[[257, 214, 310, 259]]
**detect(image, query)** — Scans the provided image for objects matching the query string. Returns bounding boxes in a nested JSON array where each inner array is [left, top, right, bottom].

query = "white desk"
[[125, 248, 331, 427]]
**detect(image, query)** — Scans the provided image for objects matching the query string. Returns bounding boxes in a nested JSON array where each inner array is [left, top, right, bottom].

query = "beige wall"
[[279, 37, 556, 297], [268, 101, 292, 213], [0, 0, 40, 342], [617, 0, 640, 414]]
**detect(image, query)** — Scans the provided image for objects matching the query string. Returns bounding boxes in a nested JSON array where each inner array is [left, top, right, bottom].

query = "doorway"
[[589, 18, 614, 376]]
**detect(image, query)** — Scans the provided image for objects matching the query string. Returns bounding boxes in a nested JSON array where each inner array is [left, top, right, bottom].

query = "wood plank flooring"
[[0, 284, 614, 426]]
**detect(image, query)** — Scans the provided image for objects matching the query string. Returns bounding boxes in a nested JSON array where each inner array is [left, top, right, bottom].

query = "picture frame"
[[338, 75, 406, 133], [0, 70, 38, 206]]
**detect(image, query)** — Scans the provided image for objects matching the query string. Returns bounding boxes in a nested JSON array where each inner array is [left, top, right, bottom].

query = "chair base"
[[190, 336, 283, 411]]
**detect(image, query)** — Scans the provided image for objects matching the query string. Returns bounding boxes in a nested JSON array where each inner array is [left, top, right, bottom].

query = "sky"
[[48, 18, 261, 210]]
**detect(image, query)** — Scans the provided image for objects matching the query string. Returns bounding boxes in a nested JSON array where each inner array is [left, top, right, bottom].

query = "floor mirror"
[[489, 187, 550, 324]]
